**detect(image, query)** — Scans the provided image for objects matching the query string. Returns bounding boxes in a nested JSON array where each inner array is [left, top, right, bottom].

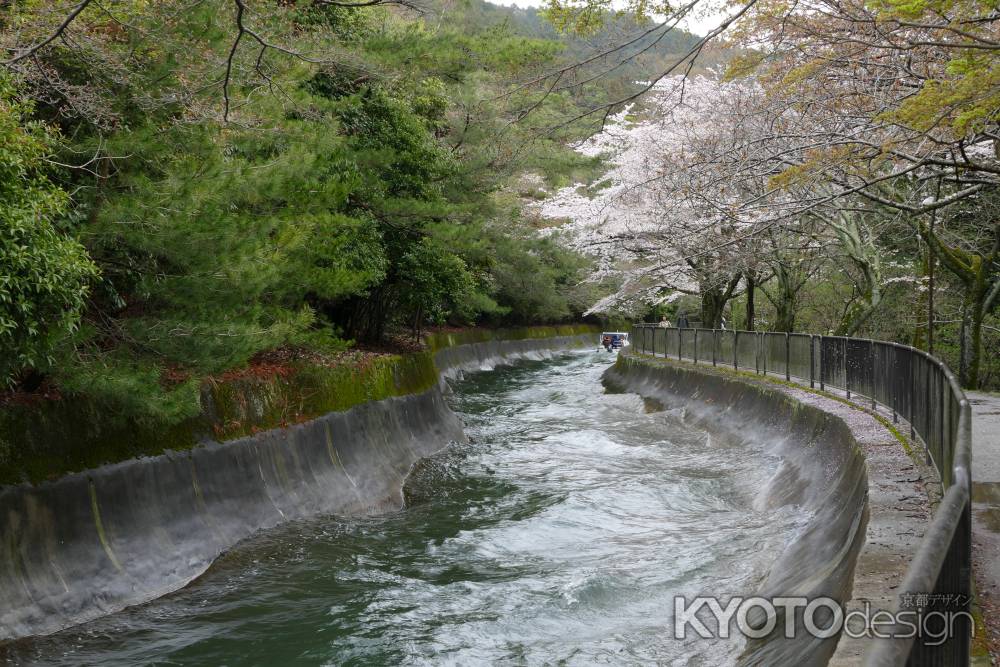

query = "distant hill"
[[434, 0, 719, 82]]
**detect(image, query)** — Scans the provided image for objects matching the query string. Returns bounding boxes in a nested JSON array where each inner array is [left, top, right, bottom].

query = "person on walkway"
[[658, 316, 671, 328], [677, 312, 689, 328]]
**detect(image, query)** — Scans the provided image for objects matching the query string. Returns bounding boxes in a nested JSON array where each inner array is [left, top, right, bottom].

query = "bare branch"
[[4, 0, 94, 65]]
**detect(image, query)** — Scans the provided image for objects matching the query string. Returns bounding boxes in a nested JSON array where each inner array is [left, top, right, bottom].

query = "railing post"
[[785, 332, 791, 381], [754, 333, 759, 374], [819, 336, 825, 391], [756, 332, 761, 374], [678, 327, 682, 360], [760, 333, 766, 376], [870, 339, 877, 410], [893, 348, 899, 423], [925, 361, 932, 465], [940, 380, 947, 480], [909, 349, 916, 440], [733, 330, 739, 370], [844, 338, 850, 399], [754, 332, 758, 373], [891, 344, 899, 424], [809, 335, 815, 388], [959, 499, 973, 663], [693, 329, 698, 364], [712, 330, 717, 367]]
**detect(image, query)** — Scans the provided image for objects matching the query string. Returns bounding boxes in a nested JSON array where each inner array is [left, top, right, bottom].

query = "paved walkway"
[[969, 391, 1000, 664]]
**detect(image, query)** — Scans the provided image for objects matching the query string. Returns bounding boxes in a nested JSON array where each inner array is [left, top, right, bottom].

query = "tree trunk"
[[774, 297, 796, 333], [766, 264, 799, 332], [745, 274, 755, 331], [960, 286, 986, 389], [927, 179, 939, 355], [701, 274, 742, 328], [701, 290, 725, 329], [910, 217, 998, 388], [698, 273, 742, 329], [824, 210, 884, 337], [835, 281, 883, 337], [412, 304, 423, 341]]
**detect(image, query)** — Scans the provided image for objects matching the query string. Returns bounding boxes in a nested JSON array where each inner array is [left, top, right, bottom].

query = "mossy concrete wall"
[[0, 325, 599, 486], [432, 325, 599, 378], [0, 354, 440, 486], [0, 325, 597, 643], [425, 324, 600, 353]]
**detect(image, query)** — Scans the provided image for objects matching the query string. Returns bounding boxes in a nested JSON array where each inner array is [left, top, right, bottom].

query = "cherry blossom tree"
[[724, 0, 1000, 385], [540, 75, 799, 327]]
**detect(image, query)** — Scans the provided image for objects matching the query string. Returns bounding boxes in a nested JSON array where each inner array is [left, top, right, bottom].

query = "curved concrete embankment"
[[604, 353, 870, 666], [434, 331, 598, 378], [0, 330, 596, 643]]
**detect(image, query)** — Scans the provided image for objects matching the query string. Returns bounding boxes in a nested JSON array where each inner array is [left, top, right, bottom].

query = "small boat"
[[599, 331, 630, 352]]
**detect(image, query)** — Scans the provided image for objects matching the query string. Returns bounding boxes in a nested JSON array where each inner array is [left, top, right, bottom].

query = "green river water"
[[4, 351, 805, 666]]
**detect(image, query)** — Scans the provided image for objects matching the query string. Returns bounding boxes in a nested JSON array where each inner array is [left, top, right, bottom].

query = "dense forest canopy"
[[3, 0, 695, 417], [1, 0, 998, 417]]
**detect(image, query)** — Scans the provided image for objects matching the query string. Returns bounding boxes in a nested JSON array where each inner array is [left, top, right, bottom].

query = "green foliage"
[[0, 74, 97, 384], [338, 87, 454, 199], [0, 0, 616, 417], [0, 324, 600, 484], [397, 239, 476, 329], [542, 0, 673, 35], [80, 120, 364, 374], [289, 1, 383, 40], [887, 54, 1000, 135], [488, 235, 588, 323]]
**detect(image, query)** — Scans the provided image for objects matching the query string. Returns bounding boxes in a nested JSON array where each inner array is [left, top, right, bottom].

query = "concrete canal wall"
[[0, 326, 598, 642], [604, 352, 926, 666]]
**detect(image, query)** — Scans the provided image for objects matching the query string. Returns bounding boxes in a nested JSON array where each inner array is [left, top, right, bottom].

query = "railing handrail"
[[631, 324, 972, 665]]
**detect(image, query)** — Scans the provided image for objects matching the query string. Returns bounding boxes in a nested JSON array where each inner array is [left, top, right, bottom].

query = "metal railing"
[[631, 324, 972, 666]]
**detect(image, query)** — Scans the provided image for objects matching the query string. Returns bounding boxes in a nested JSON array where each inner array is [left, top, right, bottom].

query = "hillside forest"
[[539, 0, 1000, 390], [2, 0, 999, 427], [0, 0, 709, 420]]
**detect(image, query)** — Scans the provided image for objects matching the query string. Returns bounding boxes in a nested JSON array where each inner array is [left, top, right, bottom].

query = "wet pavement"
[[969, 391, 1000, 664]]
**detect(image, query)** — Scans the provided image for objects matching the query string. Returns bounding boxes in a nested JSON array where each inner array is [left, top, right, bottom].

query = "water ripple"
[[4, 351, 807, 666]]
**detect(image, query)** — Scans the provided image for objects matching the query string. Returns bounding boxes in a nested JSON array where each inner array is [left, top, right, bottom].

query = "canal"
[[4, 351, 808, 665]]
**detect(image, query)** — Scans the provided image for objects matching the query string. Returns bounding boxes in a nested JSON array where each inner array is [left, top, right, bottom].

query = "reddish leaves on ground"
[[0, 380, 62, 408]]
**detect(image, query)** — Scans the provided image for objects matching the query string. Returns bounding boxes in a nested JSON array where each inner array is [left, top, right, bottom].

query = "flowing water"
[[4, 351, 807, 666]]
